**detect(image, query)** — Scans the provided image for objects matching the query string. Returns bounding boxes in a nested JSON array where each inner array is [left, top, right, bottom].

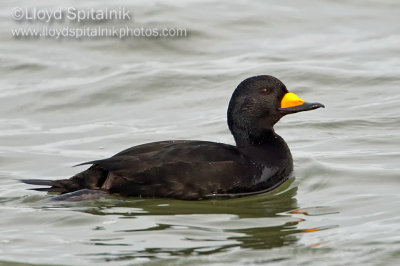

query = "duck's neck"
[[233, 127, 293, 169], [233, 127, 277, 148]]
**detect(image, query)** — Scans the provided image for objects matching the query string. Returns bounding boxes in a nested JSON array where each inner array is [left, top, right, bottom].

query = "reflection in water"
[[82, 177, 297, 217], [65, 178, 304, 261], [4, 176, 337, 264]]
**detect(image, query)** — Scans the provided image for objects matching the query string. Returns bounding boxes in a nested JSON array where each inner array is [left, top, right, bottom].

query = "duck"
[[22, 75, 324, 200]]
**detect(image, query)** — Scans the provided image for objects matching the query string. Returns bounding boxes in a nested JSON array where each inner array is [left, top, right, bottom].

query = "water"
[[1, 0, 399, 265]]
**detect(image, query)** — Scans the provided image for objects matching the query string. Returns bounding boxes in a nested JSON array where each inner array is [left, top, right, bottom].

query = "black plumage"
[[22, 75, 324, 200]]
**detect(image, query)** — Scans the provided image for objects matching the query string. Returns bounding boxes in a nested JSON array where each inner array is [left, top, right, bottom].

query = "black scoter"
[[22, 75, 324, 200]]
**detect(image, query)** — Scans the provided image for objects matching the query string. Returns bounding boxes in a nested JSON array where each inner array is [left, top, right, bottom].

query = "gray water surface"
[[1, 0, 400, 265]]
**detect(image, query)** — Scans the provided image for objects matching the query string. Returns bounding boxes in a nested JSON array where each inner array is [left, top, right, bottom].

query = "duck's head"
[[227, 75, 324, 146]]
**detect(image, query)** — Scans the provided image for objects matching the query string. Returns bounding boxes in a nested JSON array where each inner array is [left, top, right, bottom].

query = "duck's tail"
[[20, 179, 53, 186], [20, 165, 109, 194], [20, 179, 66, 192], [20, 179, 108, 201]]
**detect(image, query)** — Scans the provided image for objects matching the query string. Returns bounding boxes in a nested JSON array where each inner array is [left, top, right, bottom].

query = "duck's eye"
[[259, 88, 269, 94]]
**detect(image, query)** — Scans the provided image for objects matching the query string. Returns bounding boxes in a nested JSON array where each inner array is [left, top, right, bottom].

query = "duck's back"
[[46, 140, 290, 199]]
